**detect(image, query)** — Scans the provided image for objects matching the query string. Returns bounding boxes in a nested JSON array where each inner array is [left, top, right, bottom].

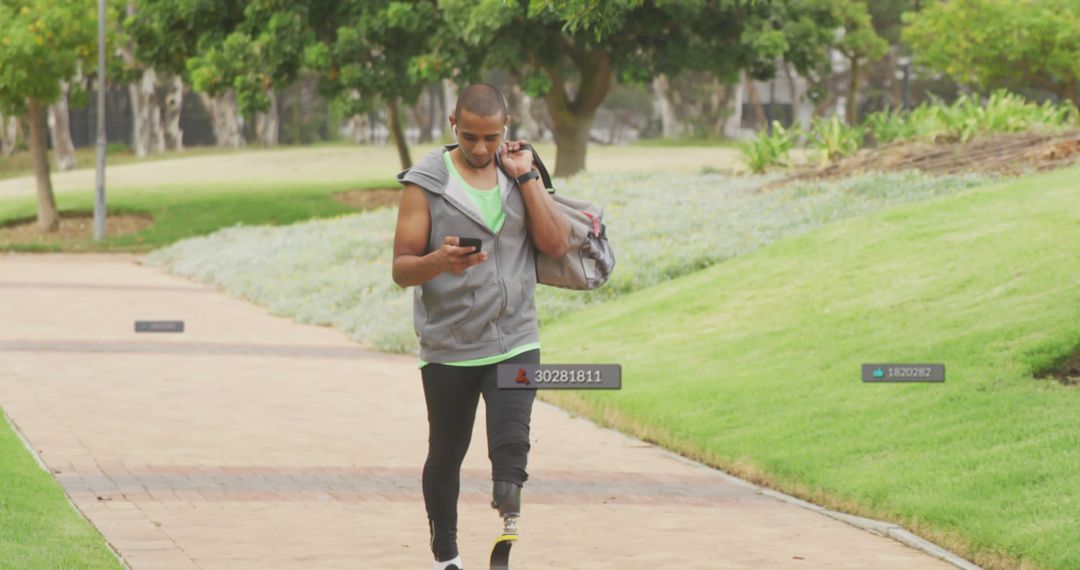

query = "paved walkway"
[[0, 253, 963, 569]]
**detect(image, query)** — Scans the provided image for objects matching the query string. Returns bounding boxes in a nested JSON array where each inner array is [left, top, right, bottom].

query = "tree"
[[306, 0, 474, 169], [126, 0, 248, 148], [832, 1, 887, 123], [866, 0, 918, 109], [186, 0, 313, 147], [440, 0, 840, 176], [903, 0, 1080, 106], [0, 0, 97, 232]]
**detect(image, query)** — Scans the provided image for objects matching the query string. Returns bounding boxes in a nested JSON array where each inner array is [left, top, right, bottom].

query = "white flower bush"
[[143, 170, 988, 354]]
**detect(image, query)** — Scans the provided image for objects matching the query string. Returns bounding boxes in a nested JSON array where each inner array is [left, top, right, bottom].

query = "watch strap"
[[515, 169, 540, 185]]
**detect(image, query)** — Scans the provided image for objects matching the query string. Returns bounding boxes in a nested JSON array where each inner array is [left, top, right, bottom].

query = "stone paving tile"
[[0, 254, 965, 569]]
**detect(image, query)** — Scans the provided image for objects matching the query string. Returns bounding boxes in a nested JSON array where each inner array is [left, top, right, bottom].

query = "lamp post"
[[93, 0, 107, 241], [898, 56, 912, 111]]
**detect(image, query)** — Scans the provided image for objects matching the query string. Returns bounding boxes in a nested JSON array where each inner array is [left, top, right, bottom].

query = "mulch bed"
[[768, 130, 1080, 189], [0, 188, 402, 246], [0, 213, 153, 245], [331, 188, 401, 210]]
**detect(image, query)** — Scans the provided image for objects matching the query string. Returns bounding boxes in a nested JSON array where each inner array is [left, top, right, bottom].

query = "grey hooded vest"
[[397, 145, 539, 363]]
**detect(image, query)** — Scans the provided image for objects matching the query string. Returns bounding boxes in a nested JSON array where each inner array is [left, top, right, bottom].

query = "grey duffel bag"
[[515, 144, 615, 291]]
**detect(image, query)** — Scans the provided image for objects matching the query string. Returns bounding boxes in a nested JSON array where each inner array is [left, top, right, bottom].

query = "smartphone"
[[458, 237, 482, 253]]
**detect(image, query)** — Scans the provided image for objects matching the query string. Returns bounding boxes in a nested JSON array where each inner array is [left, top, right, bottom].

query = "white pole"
[[93, 0, 107, 241]]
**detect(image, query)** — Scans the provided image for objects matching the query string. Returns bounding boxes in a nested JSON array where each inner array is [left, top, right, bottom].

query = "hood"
[[397, 143, 509, 195]]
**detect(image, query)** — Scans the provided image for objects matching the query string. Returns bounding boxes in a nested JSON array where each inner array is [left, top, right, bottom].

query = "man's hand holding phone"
[[440, 236, 487, 274]]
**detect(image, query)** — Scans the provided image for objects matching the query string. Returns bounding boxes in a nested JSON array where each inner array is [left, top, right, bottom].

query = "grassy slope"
[[0, 413, 120, 568], [540, 165, 1080, 570]]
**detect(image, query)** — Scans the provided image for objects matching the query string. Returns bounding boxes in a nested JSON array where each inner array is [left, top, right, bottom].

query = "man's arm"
[[392, 183, 487, 287], [499, 142, 571, 258]]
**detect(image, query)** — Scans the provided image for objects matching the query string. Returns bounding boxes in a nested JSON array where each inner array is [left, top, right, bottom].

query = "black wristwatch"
[[515, 169, 540, 186]]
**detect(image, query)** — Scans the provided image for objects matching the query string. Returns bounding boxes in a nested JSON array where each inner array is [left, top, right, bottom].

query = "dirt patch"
[[1038, 350, 1080, 387], [0, 212, 154, 244], [770, 130, 1080, 189], [332, 188, 401, 210]]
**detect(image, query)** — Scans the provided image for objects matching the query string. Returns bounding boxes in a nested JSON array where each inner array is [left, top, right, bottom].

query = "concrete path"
[[0, 253, 962, 569]]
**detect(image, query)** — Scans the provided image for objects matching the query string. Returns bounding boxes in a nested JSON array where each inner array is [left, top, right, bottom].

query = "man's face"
[[451, 109, 506, 169]]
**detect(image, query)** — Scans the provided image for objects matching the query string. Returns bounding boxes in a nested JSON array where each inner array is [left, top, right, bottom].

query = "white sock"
[[434, 554, 463, 569]]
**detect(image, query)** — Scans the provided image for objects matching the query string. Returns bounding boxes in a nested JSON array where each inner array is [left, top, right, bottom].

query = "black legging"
[[421, 349, 539, 562]]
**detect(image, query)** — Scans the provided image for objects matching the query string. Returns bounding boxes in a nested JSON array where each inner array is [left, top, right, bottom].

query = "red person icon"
[[514, 368, 530, 385]]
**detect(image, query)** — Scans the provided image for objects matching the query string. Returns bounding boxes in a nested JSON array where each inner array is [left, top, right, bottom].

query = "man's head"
[[449, 83, 509, 169]]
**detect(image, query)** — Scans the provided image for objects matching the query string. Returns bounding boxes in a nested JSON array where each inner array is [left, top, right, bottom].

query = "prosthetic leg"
[[488, 481, 521, 570]]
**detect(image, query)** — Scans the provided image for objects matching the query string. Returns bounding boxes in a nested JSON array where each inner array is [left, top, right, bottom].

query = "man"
[[392, 83, 570, 570]]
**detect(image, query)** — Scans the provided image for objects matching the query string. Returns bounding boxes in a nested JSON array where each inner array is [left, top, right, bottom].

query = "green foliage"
[[832, 0, 888, 63], [125, 0, 246, 76], [438, 0, 850, 175], [531, 0, 645, 40], [0, 0, 98, 113], [809, 115, 864, 163], [863, 106, 918, 145], [310, 1, 462, 118], [738, 121, 799, 173], [903, 0, 1080, 105], [864, 91, 1079, 145], [184, 1, 311, 115]]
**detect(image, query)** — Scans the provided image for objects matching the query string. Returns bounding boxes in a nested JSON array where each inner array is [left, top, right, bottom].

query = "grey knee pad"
[[491, 480, 521, 517]]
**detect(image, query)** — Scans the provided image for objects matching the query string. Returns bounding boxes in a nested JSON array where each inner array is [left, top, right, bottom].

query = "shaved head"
[[454, 83, 508, 121]]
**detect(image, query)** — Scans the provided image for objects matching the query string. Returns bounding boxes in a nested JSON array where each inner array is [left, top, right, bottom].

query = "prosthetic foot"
[[488, 481, 521, 570]]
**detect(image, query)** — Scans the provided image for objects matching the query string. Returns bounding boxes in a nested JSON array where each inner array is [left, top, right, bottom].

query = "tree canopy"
[[0, 0, 97, 115], [903, 0, 1080, 105], [0, 0, 99, 232], [439, 0, 845, 175]]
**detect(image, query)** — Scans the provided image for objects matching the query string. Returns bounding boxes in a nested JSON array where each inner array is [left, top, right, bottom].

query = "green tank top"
[[417, 152, 540, 368]]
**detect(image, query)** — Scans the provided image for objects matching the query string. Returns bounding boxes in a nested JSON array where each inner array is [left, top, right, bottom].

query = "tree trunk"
[[0, 112, 17, 157], [744, 72, 767, 130], [1065, 81, 1079, 110], [129, 68, 165, 157], [784, 63, 813, 133], [723, 74, 745, 138], [542, 49, 612, 177], [652, 74, 683, 139], [846, 57, 861, 124], [410, 86, 436, 144], [707, 80, 730, 137], [343, 113, 370, 144], [440, 79, 457, 141], [885, 48, 902, 109], [27, 99, 60, 233], [388, 98, 412, 170], [442, 79, 458, 120], [123, 2, 165, 157], [162, 74, 184, 151], [199, 91, 245, 148], [254, 89, 279, 146], [506, 84, 532, 140], [47, 82, 77, 171], [549, 111, 591, 177]]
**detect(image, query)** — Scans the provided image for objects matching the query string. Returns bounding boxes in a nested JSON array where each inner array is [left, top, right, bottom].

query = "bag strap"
[[517, 143, 556, 195]]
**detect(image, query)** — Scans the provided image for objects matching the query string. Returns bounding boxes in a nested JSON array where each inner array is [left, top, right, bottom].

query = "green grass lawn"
[[0, 180, 394, 252], [540, 165, 1080, 570], [631, 135, 738, 147], [0, 413, 121, 568]]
